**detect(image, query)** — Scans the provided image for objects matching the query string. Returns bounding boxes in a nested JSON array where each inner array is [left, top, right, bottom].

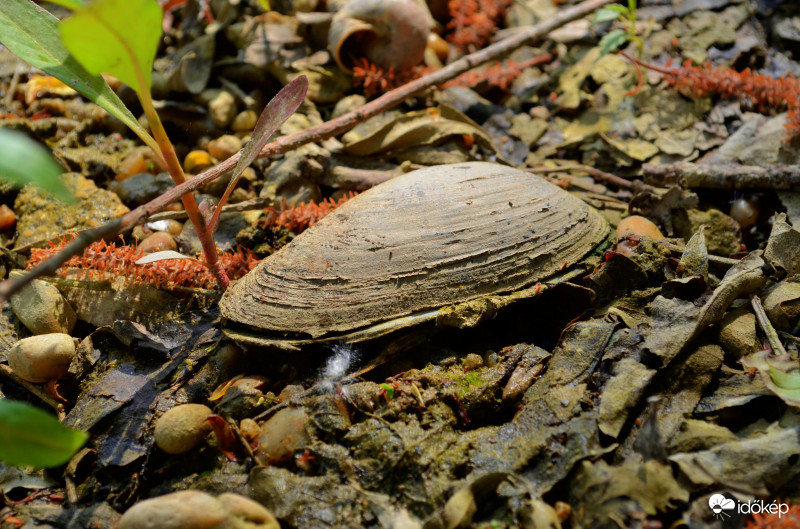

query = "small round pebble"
[[255, 407, 310, 463], [138, 232, 177, 254], [8, 334, 78, 383], [462, 353, 484, 370], [615, 215, 664, 241], [10, 273, 76, 335], [154, 404, 213, 454], [232, 110, 258, 132], [209, 90, 238, 128], [208, 134, 242, 161], [119, 490, 280, 529]]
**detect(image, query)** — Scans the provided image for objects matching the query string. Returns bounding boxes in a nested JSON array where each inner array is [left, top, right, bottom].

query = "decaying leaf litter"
[[2, 0, 800, 527]]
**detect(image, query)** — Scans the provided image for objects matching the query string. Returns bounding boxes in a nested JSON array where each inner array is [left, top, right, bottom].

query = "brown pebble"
[[255, 407, 310, 463], [239, 418, 260, 442], [208, 90, 237, 128], [207, 134, 242, 161], [0, 204, 16, 231], [231, 110, 258, 132], [137, 232, 177, 254], [116, 146, 166, 181], [615, 215, 664, 241], [154, 404, 213, 454], [118, 490, 279, 529], [8, 334, 78, 383], [462, 353, 483, 370], [145, 219, 183, 236]]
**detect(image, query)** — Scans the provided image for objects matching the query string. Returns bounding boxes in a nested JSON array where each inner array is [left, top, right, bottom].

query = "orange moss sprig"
[[621, 53, 800, 139], [443, 54, 553, 90], [663, 61, 800, 137], [262, 193, 358, 235], [351, 59, 429, 97], [27, 238, 259, 290], [447, 0, 513, 50], [354, 53, 551, 97]]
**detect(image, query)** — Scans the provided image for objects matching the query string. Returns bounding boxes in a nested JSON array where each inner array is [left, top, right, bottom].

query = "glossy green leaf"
[[0, 0, 151, 146], [0, 129, 73, 203], [209, 75, 309, 232], [0, 400, 88, 468], [60, 0, 162, 95], [598, 28, 629, 56], [592, 7, 625, 24]]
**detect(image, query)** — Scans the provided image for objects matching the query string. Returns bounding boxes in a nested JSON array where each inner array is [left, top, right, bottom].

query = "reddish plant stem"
[[141, 91, 230, 289], [0, 0, 614, 303], [618, 50, 673, 75], [623, 53, 644, 96]]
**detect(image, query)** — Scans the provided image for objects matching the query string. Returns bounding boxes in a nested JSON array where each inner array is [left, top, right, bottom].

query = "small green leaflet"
[[0, 129, 73, 202], [592, 6, 626, 24], [598, 28, 629, 56], [0, 400, 88, 468], [0, 0, 152, 149], [379, 384, 395, 400], [60, 0, 162, 96]]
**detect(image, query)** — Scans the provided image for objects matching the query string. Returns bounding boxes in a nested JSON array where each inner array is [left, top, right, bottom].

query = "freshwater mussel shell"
[[221, 162, 609, 346]]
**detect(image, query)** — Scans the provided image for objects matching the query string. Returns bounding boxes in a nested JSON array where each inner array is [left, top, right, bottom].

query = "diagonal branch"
[[0, 0, 614, 302]]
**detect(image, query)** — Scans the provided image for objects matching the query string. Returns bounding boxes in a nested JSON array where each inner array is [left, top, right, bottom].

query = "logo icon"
[[709, 494, 736, 519]]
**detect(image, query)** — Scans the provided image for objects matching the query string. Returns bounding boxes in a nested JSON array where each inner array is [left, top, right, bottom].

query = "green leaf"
[[0, 129, 73, 203], [209, 75, 309, 233], [770, 367, 800, 390], [60, 0, 162, 95], [598, 28, 629, 56], [0, 0, 151, 147], [44, 0, 85, 10], [592, 6, 625, 24], [379, 384, 395, 400], [0, 400, 88, 468]]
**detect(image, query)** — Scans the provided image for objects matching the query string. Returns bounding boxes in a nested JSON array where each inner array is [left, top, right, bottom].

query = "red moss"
[[746, 503, 800, 528], [351, 59, 428, 97], [654, 59, 800, 139], [353, 53, 550, 97], [262, 193, 358, 235], [447, 0, 513, 50], [27, 237, 258, 290], [443, 55, 552, 91]]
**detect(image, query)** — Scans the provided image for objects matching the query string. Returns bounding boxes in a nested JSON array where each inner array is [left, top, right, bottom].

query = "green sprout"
[[592, 0, 642, 58]]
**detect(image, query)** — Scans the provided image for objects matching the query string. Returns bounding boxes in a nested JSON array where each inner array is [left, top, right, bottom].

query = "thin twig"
[[527, 164, 648, 190], [643, 162, 800, 190], [751, 294, 788, 357], [0, 0, 615, 303], [146, 196, 275, 222]]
